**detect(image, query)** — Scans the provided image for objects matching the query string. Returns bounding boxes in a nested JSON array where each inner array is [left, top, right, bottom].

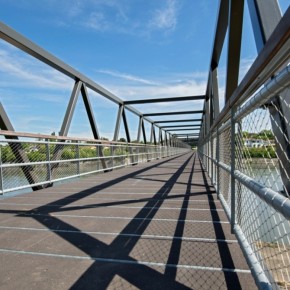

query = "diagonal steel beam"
[[60, 81, 82, 136], [113, 105, 124, 141], [123, 95, 205, 105], [0, 103, 43, 191], [81, 84, 107, 170], [51, 81, 82, 173], [122, 108, 131, 143]]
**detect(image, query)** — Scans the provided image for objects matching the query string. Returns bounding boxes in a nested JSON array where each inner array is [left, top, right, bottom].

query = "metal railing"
[[198, 62, 290, 290], [0, 131, 190, 195]]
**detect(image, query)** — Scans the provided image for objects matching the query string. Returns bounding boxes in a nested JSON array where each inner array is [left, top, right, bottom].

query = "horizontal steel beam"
[[166, 128, 200, 132], [123, 95, 205, 105], [174, 133, 196, 137], [143, 110, 204, 117], [160, 124, 201, 129], [154, 119, 202, 124]]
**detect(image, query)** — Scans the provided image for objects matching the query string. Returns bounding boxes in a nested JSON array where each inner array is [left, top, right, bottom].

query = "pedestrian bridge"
[[0, 1, 290, 289]]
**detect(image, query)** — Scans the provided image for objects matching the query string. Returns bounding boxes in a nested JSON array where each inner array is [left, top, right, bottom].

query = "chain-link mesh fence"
[[198, 64, 290, 289]]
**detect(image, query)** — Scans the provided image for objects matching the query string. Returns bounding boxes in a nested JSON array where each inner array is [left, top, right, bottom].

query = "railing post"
[[111, 145, 114, 169], [46, 139, 51, 182], [216, 126, 220, 199], [0, 145, 3, 195], [76, 141, 80, 176], [230, 107, 236, 233], [210, 133, 214, 183]]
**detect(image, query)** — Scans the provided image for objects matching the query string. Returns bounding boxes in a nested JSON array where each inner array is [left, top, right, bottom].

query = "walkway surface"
[[0, 152, 256, 289]]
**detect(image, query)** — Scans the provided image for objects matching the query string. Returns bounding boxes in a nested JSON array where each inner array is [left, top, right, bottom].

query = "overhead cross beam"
[[143, 110, 204, 117], [166, 128, 200, 132], [123, 95, 205, 105], [154, 119, 202, 124], [160, 124, 201, 129]]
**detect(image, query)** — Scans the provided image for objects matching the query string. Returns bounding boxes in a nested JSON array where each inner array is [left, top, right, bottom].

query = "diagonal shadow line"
[[30, 153, 188, 215], [68, 153, 195, 289], [131, 175, 211, 187], [0, 190, 217, 217], [197, 155, 242, 290], [4, 153, 194, 289], [164, 153, 196, 280], [28, 213, 191, 290]]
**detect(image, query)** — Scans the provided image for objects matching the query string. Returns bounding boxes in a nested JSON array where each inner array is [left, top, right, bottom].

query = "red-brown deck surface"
[[0, 152, 256, 289]]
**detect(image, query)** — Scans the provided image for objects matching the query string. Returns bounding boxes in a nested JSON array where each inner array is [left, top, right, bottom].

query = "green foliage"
[[242, 130, 274, 140], [242, 147, 276, 158], [79, 147, 96, 158], [61, 149, 75, 159], [27, 151, 46, 162], [1, 146, 16, 163]]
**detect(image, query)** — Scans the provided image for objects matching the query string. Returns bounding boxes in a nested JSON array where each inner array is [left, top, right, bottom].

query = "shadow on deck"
[[0, 152, 256, 289]]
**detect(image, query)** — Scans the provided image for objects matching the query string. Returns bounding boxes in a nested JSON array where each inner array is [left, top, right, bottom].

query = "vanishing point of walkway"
[[0, 152, 256, 289]]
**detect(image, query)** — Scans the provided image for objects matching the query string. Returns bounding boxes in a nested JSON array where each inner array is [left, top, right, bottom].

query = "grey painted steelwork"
[[160, 124, 201, 129], [113, 105, 124, 141], [123, 95, 205, 105], [154, 119, 202, 124], [219, 195, 272, 290], [247, 0, 281, 52], [122, 108, 131, 143], [0, 21, 159, 134], [0, 103, 43, 191], [198, 2, 290, 289], [60, 81, 82, 136], [230, 107, 236, 233], [217, 159, 290, 222], [0, 20, 192, 185], [225, 0, 244, 102], [0, 134, 190, 194], [143, 110, 204, 117], [165, 129, 199, 132], [247, 0, 290, 195]]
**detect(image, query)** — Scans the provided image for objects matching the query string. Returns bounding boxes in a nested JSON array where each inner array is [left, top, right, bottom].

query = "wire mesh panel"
[[0, 136, 190, 195], [219, 127, 232, 209], [198, 64, 290, 289]]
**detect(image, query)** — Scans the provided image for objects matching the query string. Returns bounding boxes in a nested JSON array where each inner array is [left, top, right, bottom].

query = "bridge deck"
[[0, 152, 256, 289]]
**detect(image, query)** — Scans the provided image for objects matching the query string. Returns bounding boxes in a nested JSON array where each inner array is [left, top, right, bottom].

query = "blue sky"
[[0, 0, 289, 140]]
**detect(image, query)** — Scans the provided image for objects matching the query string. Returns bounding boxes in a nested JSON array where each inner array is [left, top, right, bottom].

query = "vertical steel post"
[[230, 107, 236, 233], [0, 145, 3, 195], [211, 133, 214, 184], [46, 140, 51, 182], [225, 0, 244, 103], [76, 141, 80, 176], [216, 126, 220, 199], [136, 116, 143, 164]]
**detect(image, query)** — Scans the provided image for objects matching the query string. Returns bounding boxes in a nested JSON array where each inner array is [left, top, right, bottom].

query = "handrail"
[[0, 130, 178, 147]]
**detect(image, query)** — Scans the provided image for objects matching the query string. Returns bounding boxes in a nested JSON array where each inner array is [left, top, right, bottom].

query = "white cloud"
[[0, 47, 72, 91], [96, 74, 206, 114], [85, 12, 111, 32], [149, 0, 179, 31], [97, 69, 159, 85]]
